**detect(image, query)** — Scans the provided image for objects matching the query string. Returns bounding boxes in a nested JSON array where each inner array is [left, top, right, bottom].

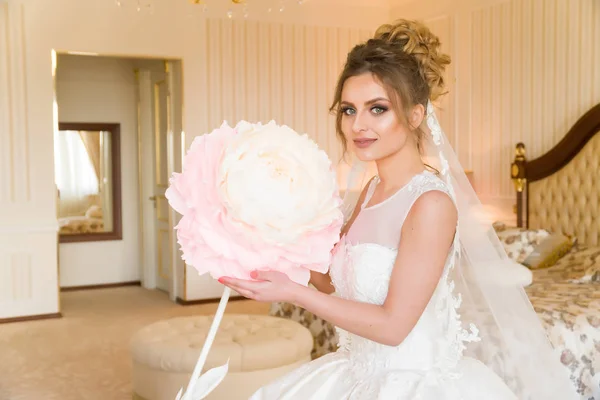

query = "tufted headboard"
[[510, 103, 600, 247]]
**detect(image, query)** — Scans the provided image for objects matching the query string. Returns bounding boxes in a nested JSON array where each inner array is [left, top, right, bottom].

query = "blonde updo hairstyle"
[[330, 19, 451, 153]]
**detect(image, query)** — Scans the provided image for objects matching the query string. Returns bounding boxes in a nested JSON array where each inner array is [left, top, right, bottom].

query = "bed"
[[58, 215, 104, 234], [507, 102, 600, 399], [57, 204, 105, 235], [270, 103, 600, 398]]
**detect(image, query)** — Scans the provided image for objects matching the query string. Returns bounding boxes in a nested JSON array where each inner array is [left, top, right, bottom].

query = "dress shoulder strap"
[[398, 172, 456, 222], [410, 172, 453, 198]]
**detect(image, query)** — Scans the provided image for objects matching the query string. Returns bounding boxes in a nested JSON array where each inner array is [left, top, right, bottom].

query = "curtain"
[[79, 131, 101, 181], [54, 130, 99, 201]]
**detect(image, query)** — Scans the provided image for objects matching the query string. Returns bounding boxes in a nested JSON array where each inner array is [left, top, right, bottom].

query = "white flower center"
[[217, 122, 341, 244]]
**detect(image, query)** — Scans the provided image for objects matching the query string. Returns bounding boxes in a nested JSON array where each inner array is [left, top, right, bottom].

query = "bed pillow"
[[522, 233, 577, 270], [482, 259, 533, 287], [85, 204, 103, 219], [492, 223, 551, 264], [503, 260, 533, 287]]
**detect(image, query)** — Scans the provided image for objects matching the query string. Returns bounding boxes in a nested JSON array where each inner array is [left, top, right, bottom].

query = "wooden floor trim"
[[0, 312, 62, 324], [60, 281, 141, 292]]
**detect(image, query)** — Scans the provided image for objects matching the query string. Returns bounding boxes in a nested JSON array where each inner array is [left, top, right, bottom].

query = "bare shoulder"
[[403, 190, 457, 236]]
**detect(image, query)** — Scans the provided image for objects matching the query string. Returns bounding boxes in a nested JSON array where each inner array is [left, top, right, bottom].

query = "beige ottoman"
[[130, 314, 313, 400]]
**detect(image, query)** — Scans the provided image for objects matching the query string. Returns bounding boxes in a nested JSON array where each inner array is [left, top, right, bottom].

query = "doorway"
[[53, 53, 184, 302]]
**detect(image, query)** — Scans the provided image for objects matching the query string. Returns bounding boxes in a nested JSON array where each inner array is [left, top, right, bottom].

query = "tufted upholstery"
[[529, 130, 600, 246], [130, 314, 313, 400]]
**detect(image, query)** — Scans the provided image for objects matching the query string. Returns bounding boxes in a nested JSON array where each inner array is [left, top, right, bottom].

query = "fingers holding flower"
[[218, 270, 304, 304]]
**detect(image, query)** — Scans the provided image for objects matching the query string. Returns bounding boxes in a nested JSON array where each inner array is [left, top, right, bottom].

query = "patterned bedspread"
[[525, 245, 600, 399]]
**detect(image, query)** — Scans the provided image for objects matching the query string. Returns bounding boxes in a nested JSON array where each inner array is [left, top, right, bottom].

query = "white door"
[[152, 72, 172, 293], [136, 60, 180, 298]]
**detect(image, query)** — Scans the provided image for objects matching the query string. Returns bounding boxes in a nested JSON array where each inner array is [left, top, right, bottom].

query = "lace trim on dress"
[[409, 175, 481, 397]]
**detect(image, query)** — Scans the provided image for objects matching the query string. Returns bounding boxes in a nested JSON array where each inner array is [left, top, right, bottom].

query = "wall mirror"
[[54, 122, 122, 243]]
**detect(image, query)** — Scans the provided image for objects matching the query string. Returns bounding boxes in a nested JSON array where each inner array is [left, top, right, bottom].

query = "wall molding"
[[0, 229, 59, 319], [0, 223, 59, 234], [0, 2, 31, 205]]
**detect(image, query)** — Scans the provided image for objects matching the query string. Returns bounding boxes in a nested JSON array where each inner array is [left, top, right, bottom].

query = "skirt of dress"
[[249, 351, 518, 400]]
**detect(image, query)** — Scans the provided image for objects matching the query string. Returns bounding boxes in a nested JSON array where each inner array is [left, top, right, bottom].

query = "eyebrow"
[[340, 97, 390, 107]]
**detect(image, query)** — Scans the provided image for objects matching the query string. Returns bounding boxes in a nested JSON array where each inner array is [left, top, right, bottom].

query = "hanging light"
[[115, 0, 306, 18], [189, 0, 305, 18]]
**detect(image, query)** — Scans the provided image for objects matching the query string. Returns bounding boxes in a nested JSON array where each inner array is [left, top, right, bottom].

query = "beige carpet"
[[0, 287, 269, 400]]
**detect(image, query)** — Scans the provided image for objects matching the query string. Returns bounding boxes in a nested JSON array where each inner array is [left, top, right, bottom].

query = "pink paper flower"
[[166, 121, 344, 286]]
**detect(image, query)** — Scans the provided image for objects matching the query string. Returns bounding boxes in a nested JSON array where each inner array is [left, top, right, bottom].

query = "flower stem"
[[182, 286, 232, 400]]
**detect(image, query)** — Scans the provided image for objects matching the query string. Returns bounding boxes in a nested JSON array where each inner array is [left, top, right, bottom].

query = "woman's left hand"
[[218, 270, 303, 303]]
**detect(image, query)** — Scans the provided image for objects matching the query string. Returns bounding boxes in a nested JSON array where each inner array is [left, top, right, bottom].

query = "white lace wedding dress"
[[250, 170, 518, 399]]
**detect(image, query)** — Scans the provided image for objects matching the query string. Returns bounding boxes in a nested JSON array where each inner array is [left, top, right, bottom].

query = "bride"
[[219, 19, 576, 399]]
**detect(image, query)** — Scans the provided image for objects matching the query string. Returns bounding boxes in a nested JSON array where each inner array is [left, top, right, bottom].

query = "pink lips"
[[353, 138, 377, 149]]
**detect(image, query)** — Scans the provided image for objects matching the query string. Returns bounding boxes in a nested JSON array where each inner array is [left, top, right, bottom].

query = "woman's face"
[[340, 73, 417, 162]]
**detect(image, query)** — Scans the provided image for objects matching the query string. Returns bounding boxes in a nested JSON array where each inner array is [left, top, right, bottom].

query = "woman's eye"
[[341, 107, 356, 116], [371, 106, 387, 115]]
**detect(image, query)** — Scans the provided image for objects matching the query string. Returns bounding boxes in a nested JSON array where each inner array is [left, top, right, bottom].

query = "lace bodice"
[[329, 170, 479, 390]]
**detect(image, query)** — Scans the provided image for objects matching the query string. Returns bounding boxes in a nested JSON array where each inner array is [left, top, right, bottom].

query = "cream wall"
[[0, 0, 387, 318], [391, 0, 600, 220], [56, 54, 141, 288]]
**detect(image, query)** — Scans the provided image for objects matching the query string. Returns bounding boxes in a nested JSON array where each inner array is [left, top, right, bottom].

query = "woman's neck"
[[375, 144, 425, 191]]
